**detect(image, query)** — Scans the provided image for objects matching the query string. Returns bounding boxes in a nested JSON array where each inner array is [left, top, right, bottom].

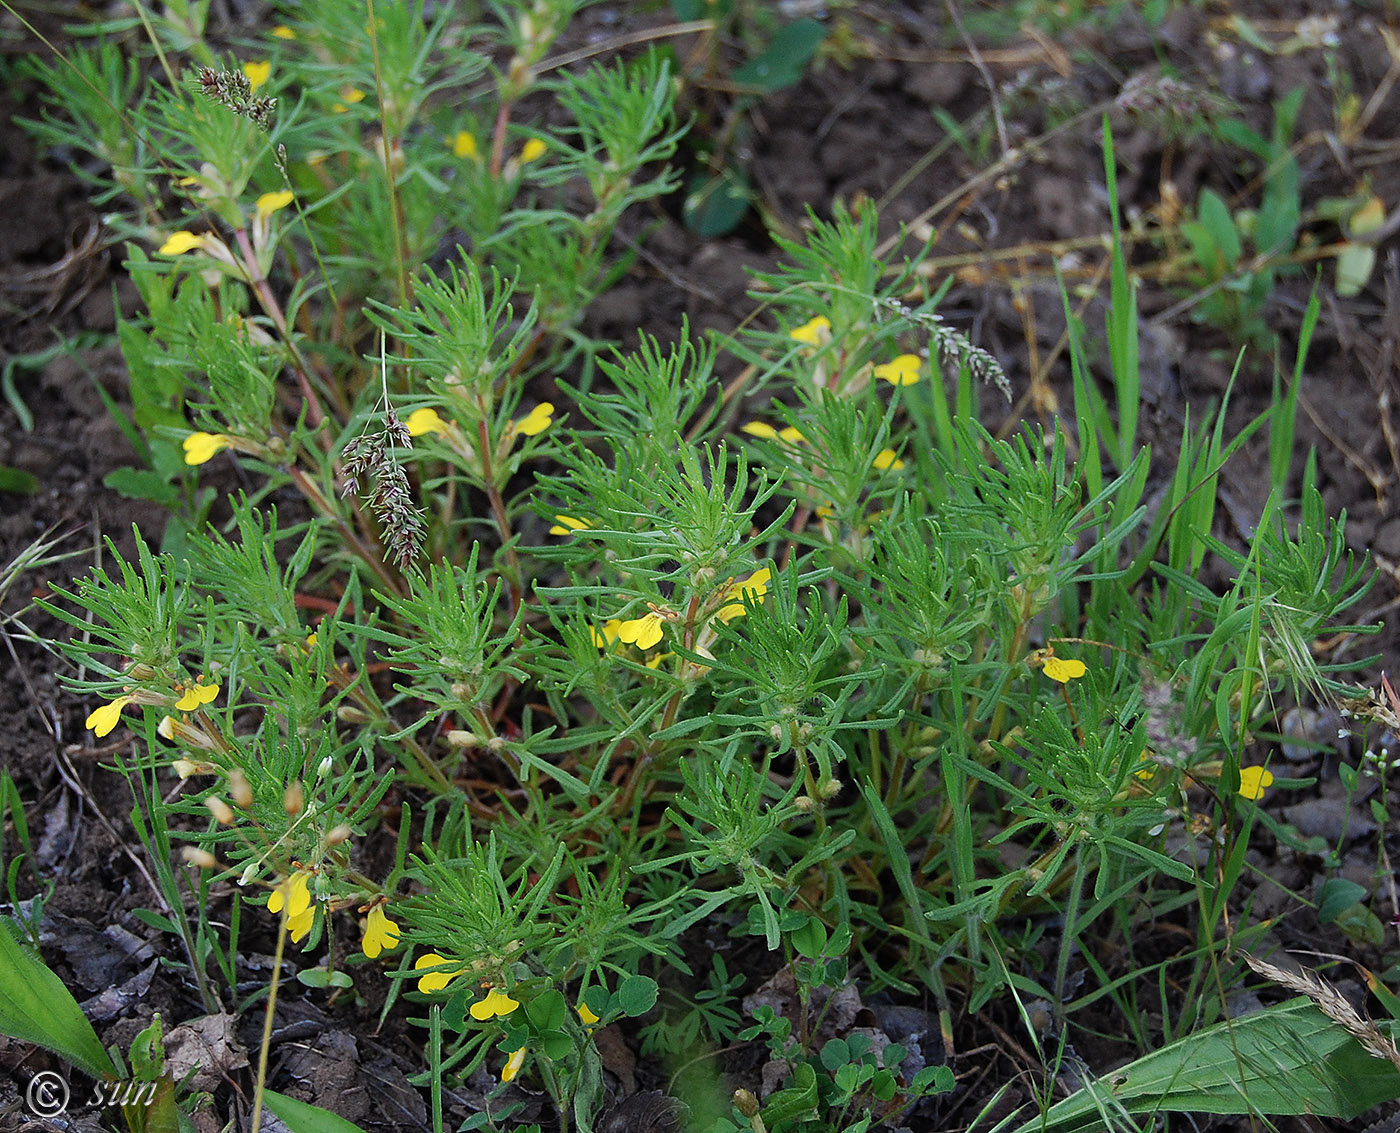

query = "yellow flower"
[[741, 422, 804, 443], [256, 190, 294, 219], [470, 986, 520, 1021], [333, 87, 366, 114], [287, 904, 315, 943], [578, 1002, 600, 1025], [1237, 766, 1274, 801], [271, 24, 296, 39], [405, 408, 448, 437], [501, 1046, 527, 1083], [618, 612, 665, 650], [453, 131, 479, 160], [591, 619, 622, 649], [183, 432, 232, 466], [362, 905, 401, 959], [874, 354, 922, 386], [86, 695, 133, 738], [514, 402, 554, 437], [243, 60, 271, 92], [550, 515, 591, 536], [174, 676, 219, 712], [268, 871, 313, 918], [415, 952, 466, 994], [520, 138, 547, 163], [159, 231, 207, 256], [789, 316, 831, 347], [1042, 656, 1086, 683], [873, 448, 905, 471], [717, 567, 772, 624]]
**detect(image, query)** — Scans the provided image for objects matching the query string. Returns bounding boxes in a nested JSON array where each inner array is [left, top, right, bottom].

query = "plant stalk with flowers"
[[17, 5, 1400, 1131]]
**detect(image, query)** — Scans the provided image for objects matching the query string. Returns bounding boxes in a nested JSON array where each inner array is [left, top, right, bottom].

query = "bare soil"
[[3, 3, 1400, 1131]]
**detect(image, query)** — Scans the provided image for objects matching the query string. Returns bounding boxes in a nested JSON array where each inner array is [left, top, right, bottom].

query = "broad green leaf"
[[761, 1062, 820, 1127], [261, 1088, 371, 1133], [104, 468, 180, 506], [732, 19, 826, 93], [0, 918, 115, 1080], [0, 467, 40, 494], [1316, 877, 1368, 925], [1010, 999, 1400, 1133], [615, 975, 658, 1017], [683, 166, 751, 238]]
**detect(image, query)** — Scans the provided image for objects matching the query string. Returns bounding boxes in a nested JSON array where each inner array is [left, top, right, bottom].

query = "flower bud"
[[733, 1090, 760, 1118], [205, 796, 235, 825], [181, 847, 218, 869], [228, 768, 253, 809], [283, 780, 305, 816], [239, 861, 258, 885], [326, 824, 353, 845], [128, 663, 157, 681], [317, 755, 334, 778], [446, 730, 479, 748]]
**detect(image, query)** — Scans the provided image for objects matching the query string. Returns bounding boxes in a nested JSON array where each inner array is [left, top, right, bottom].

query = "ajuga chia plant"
[[18, 6, 1400, 1131]]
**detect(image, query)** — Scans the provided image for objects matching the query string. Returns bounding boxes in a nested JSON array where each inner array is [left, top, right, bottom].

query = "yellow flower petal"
[[405, 408, 448, 437], [85, 695, 133, 738], [1042, 656, 1087, 683], [874, 354, 922, 386], [520, 138, 546, 163], [159, 231, 207, 256], [470, 986, 521, 1021], [269, 870, 312, 918], [453, 131, 479, 160], [515, 402, 553, 437], [591, 619, 622, 649], [256, 190, 294, 219], [287, 905, 315, 943], [363, 905, 401, 959], [340, 86, 365, 104], [271, 25, 296, 39], [183, 432, 232, 466], [550, 515, 591, 536], [1237, 766, 1274, 801], [777, 426, 806, 443], [873, 448, 905, 471], [789, 315, 831, 347], [243, 60, 271, 92], [415, 952, 465, 994], [618, 612, 664, 650], [717, 567, 771, 623], [578, 1002, 600, 1025], [175, 677, 219, 711], [501, 1046, 527, 1083], [741, 421, 778, 439]]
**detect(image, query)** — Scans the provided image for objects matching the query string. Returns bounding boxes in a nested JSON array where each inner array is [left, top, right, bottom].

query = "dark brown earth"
[[3, 3, 1400, 1131]]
